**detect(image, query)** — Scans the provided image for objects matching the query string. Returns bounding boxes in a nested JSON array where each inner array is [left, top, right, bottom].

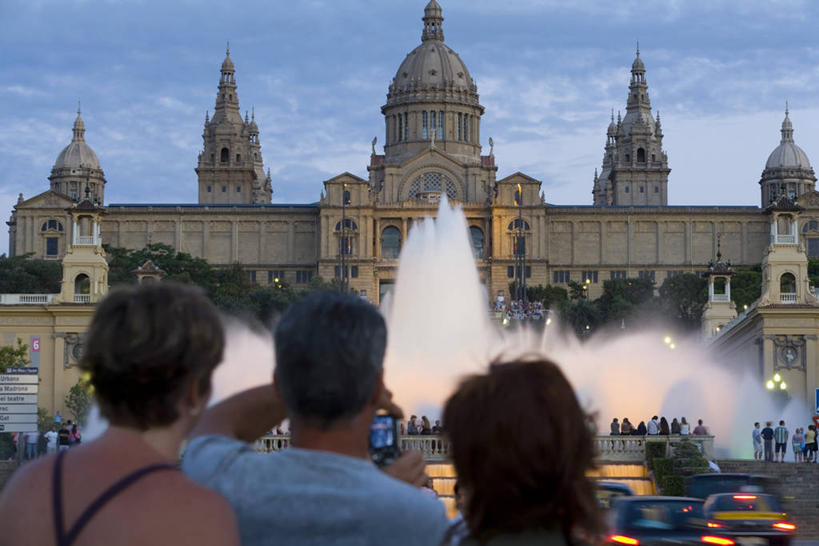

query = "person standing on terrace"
[[0, 282, 239, 546], [183, 291, 449, 546]]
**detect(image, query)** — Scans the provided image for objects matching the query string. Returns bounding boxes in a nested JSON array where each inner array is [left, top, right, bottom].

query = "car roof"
[[706, 492, 776, 499], [616, 496, 703, 503], [688, 473, 768, 479], [598, 481, 634, 490]]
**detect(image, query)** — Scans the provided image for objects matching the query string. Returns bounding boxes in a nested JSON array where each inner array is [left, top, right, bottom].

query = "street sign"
[[0, 404, 37, 414], [0, 385, 38, 394], [816, 388, 819, 414], [0, 374, 39, 384], [0, 414, 38, 424], [0, 424, 39, 433], [0, 395, 37, 404]]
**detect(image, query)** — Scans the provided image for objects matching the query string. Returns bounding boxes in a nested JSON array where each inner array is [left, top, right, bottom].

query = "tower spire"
[[421, 0, 444, 42], [781, 103, 794, 144], [72, 102, 85, 142]]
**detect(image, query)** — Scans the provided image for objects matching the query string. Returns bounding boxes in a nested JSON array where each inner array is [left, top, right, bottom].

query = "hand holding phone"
[[369, 413, 401, 467]]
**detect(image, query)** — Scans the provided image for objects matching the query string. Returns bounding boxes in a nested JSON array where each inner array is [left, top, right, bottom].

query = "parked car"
[[608, 496, 732, 545], [685, 474, 775, 500], [597, 481, 634, 510], [703, 493, 796, 546]]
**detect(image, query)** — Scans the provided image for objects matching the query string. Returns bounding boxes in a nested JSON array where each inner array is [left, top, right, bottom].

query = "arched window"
[[408, 172, 458, 200], [74, 274, 90, 295], [780, 273, 796, 294], [507, 219, 530, 231], [469, 226, 484, 259], [422, 111, 428, 140], [334, 219, 358, 231], [625, 154, 631, 163], [220, 148, 229, 163], [41, 220, 64, 232], [236, 154, 241, 163], [343, 190, 351, 205], [802, 220, 819, 233], [381, 226, 401, 259], [637, 148, 646, 163]]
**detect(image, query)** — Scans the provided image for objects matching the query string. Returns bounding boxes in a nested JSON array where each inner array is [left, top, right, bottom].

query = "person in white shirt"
[[44, 425, 59, 454], [647, 416, 660, 435], [23, 431, 39, 460]]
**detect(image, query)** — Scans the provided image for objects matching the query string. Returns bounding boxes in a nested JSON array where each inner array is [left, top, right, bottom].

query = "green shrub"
[[653, 457, 674, 483], [662, 475, 685, 496], [646, 442, 666, 468]]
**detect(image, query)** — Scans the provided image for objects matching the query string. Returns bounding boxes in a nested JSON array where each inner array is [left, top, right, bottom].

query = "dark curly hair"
[[443, 358, 603, 543], [81, 282, 224, 430]]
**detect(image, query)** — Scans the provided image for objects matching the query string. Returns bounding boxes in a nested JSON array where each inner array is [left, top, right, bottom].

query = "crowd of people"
[[609, 416, 710, 436], [752, 420, 818, 463], [402, 416, 443, 435], [0, 284, 604, 545], [493, 295, 546, 322], [13, 419, 82, 461]]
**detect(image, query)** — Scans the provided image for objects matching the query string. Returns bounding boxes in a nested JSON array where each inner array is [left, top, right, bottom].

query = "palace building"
[[4, 0, 819, 414]]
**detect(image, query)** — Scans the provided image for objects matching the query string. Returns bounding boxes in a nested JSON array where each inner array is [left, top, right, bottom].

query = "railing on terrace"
[[255, 434, 715, 463], [771, 234, 796, 245], [781, 293, 797, 304], [75, 236, 97, 246], [0, 294, 56, 305], [74, 294, 91, 304], [711, 294, 730, 303]]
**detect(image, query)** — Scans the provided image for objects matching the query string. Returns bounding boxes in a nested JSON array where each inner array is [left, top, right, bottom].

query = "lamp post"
[[514, 183, 527, 304], [338, 184, 349, 293]]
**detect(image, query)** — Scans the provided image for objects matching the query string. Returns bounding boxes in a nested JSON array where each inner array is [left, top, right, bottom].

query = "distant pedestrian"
[[44, 425, 58, 455], [54, 411, 61, 425], [431, 420, 442, 434], [634, 421, 647, 436], [610, 418, 620, 435], [774, 420, 788, 462], [420, 416, 432, 435], [693, 419, 708, 435], [647, 416, 659, 435], [791, 428, 804, 463], [805, 425, 817, 463], [57, 423, 70, 452], [69, 424, 82, 447], [680, 417, 690, 436], [407, 415, 418, 435], [659, 417, 670, 435], [752, 422, 763, 461], [761, 421, 774, 462], [621, 418, 633, 435], [23, 431, 38, 461], [671, 418, 681, 435]]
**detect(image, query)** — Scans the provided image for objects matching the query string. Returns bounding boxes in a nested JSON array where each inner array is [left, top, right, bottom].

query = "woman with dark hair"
[[420, 416, 432, 435], [69, 424, 82, 447], [634, 421, 647, 436], [0, 282, 238, 546], [443, 359, 603, 545], [659, 417, 670, 435]]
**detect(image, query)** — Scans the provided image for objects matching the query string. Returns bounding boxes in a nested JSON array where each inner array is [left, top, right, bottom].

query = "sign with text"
[[0, 385, 38, 394], [0, 394, 37, 404], [0, 424, 39, 433], [0, 374, 39, 384], [0, 404, 37, 414], [0, 414, 38, 424], [0, 367, 38, 435], [30, 335, 40, 366]]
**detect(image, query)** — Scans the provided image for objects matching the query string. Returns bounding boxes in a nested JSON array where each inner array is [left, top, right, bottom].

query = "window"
[[667, 270, 684, 278], [398, 115, 403, 142], [207, 186, 212, 193], [220, 148, 229, 163], [335, 219, 358, 231], [222, 186, 227, 192], [422, 111, 428, 139], [654, 186, 659, 193], [809, 238, 819, 258], [780, 273, 796, 294], [457, 113, 462, 141], [610, 270, 627, 280], [236, 186, 241, 193], [469, 226, 484, 259], [638, 270, 656, 281], [651, 154, 656, 162], [268, 270, 285, 283], [236, 154, 241, 163], [334, 266, 350, 279], [343, 190, 351, 205], [381, 226, 401, 259], [438, 110, 444, 140], [404, 113, 408, 140], [507, 219, 531, 231], [625, 154, 630, 163], [74, 274, 90, 295], [553, 271, 571, 283], [625, 187, 630, 193], [637, 148, 646, 163], [513, 236, 526, 256], [296, 270, 313, 283], [525, 266, 531, 278], [582, 271, 598, 283], [507, 266, 514, 278], [351, 266, 359, 278], [340, 236, 353, 255], [408, 172, 458, 200], [46, 237, 58, 256], [210, 153, 215, 162], [248, 270, 257, 283], [430, 111, 436, 139]]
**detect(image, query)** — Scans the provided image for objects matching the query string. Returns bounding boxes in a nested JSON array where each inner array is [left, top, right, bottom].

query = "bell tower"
[[701, 241, 737, 339], [56, 189, 109, 304], [196, 45, 272, 204], [758, 195, 812, 307]]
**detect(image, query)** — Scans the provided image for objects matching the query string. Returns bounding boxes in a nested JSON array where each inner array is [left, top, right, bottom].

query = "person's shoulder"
[[367, 471, 447, 517], [183, 435, 254, 475]]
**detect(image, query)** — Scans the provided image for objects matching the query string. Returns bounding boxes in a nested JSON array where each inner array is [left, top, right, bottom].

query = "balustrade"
[[0, 294, 55, 305], [74, 294, 91, 304], [781, 293, 797, 304]]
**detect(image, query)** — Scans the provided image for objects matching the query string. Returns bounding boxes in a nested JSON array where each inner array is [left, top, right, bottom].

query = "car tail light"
[[773, 522, 796, 531], [732, 495, 757, 500], [707, 522, 723, 528], [610, 535, 639, 545], [702, 536, 735, 545]]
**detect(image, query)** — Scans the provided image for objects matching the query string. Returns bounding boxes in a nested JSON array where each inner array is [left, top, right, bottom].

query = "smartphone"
[[369, 413, 401, 467]]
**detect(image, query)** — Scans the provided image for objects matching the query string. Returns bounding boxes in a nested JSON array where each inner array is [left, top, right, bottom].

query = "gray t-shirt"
[[183, 435, 450, 546]]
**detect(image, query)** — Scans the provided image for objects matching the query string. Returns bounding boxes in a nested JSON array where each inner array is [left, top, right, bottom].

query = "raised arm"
[[189, 384, 288, 443]]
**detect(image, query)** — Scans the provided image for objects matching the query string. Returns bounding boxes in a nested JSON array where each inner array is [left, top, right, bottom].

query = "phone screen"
[[369, 414, 400, 466]]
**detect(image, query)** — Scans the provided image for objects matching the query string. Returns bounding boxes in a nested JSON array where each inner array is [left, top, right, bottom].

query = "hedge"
[[662, 475, 685, 496]]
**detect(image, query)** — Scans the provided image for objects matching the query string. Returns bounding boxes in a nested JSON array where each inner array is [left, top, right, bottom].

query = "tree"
[[596, 277, 654, 323], [0, 254, 62, 293], [561, 298, 602, 337], [526, 284, 568, 310], [0, 338, 29, 373], [730, 268, 762, 311], [65, 379, 93, 425], [658, 273, 707, 330]]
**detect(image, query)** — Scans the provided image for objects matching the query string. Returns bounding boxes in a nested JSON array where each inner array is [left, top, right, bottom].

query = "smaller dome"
[[632, 55, 644, 72], [53, 109, 101, 171], [765, 109, 812, 170], [221, 42, 234, 71]]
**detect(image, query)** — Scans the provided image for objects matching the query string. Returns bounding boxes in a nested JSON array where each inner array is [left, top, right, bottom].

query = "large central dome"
[[386, 1, 479, 107]]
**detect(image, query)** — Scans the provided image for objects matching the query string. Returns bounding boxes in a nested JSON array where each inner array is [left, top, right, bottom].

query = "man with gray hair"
[[183, 291, 449, 546]]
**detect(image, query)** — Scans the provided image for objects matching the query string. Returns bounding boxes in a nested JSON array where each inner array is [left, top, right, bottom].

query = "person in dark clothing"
[[761, 422, 775, 462], [57, 424, 71, 452], [633, 421, 647, 436], [671, 418, 681, 435], [659, 417, 670, 435]]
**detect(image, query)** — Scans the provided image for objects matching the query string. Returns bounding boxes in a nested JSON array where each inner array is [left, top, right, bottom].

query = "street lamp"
[[514, 183, 527, 304]]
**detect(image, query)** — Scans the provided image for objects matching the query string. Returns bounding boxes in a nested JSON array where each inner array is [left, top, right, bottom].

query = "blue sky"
[[2, 0, 819, 255]]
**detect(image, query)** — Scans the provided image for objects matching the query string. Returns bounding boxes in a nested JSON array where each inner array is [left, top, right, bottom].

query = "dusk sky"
[[2, 0, 819, 255]]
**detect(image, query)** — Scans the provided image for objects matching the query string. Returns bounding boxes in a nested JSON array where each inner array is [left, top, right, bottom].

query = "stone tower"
[[196, 46, 272, 204], [56, 195, 109, 304], [594, 49, 670, 206], [759, 106, 816, 207], [49, 105, 106, 204], [701, 245, 737, 339]]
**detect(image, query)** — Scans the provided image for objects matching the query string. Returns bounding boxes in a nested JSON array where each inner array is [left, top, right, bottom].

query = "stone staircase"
[[717, 459, 819, 539]]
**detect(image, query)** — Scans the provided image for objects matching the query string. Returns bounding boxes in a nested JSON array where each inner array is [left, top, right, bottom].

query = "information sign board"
[[0, 414, 38, 424], [0, 394, 37, 404], [0, 424, 39, 433], [0, 367, 38, 437]]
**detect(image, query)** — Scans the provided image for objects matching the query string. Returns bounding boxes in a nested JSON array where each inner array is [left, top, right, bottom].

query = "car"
[[597, 481, 634, 510], [685, 474, 775, 500], [608, 496, 734, 545], [703, 493, 796, 546]]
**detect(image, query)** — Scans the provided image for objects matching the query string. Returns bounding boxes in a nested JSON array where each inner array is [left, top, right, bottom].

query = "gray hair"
[[274, 291, 387, 428]]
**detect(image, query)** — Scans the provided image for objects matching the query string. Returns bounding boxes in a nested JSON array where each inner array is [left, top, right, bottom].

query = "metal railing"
[[255, 434, 715, 463]]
